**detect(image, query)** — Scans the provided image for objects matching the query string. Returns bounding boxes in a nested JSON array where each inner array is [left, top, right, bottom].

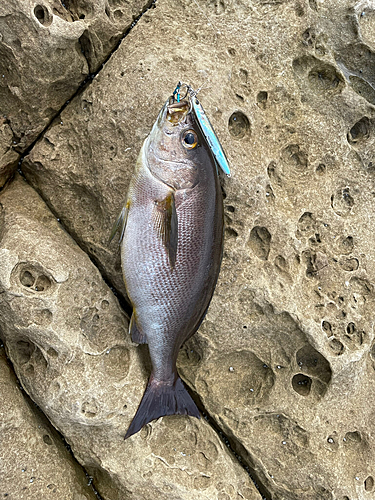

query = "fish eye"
[[181, 129, 198, 149]]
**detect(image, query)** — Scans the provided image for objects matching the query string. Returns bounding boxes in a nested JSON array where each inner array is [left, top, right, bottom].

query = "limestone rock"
[[0, 346, 97, 500], [20, 0, 375, 497], [0, 175, 261, 500], [0, 0, 151, 186]]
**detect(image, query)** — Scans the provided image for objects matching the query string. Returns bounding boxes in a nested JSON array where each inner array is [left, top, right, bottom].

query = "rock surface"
[[2, 0, 375, 498], [0, 345, 97, 500], [0, 175, 261, 500], [0, 0, 151, 186]]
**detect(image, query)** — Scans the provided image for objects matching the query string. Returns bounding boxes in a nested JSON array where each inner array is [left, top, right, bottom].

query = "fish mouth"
[[166, 99, 190, 125]]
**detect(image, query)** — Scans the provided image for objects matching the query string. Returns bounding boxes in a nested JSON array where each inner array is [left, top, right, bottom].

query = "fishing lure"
[[173, 82, 231, 177]]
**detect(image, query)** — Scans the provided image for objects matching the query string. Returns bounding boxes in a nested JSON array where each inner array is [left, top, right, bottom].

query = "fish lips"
[[156, 97, 191, 128]]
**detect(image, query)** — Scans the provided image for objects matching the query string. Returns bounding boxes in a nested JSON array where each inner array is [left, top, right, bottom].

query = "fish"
[[111, 85, 230, 439]]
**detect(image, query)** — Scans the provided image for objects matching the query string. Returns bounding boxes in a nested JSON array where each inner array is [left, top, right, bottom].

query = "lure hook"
[[172, 81, 191, 103]]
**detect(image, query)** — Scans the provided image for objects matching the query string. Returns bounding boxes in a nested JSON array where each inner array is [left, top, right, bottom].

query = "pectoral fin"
[[109, 202, 129, 244], [153, 192, 178, 268], [129, 312, 147, 344]]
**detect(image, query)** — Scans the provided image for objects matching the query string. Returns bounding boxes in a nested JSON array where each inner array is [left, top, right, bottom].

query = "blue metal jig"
[[190, 93, 231, 177]]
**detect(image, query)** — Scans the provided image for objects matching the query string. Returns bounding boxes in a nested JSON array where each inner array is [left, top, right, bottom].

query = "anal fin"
[[130, 313, 147, 344]]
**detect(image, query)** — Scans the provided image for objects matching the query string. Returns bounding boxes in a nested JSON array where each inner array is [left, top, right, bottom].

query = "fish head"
[[145, 97, 213, 190]]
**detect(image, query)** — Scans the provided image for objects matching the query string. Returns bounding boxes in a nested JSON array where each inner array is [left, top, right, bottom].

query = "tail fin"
[[124, 375, 200, 439]]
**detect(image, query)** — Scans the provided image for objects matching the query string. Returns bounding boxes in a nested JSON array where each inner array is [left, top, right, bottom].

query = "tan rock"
[[0, 346, 97, 500], [0, 0, 151, 186], [0, 175, 261, 500], [19, 0, 375, 497]]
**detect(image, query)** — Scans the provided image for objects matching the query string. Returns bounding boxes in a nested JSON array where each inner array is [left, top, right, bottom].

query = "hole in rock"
[[265, 184, 275, 200], [20, 270, 35, 288], [292, 373, 312, 396], [328, 338, 344, 355], [81, 400, 98, 418], [296, 344, 332, 383], [34, 5, 52, 26], [228, 111, 251, 139], [344, 430, 361, 443], [308, 64, 344, 93], [35, 275, 51, 292], [339, 257, 359, 272], [331, 188, 354, 217], [297, 212, 315, 234], [113, 9, 123, 21], [248, 226, 271, 260], [347, 117, 370, 145], [16, 340, 35, 364], [350, 276, 373, 295], [275, 255, 287, 270], [316, 163, 326, 175], [257, 91, 268, 108], [365, 476, 374, 491], [282, 144, 308, 169], [43, 434, 53, 445], [340, 235, 354, 254], [322, 321, 332, 334], [302, 28, 316, 46], [346, 322, 355, 335]]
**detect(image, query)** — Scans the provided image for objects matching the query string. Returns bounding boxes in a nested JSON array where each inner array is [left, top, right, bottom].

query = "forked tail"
[[124, 374, 200, 439]]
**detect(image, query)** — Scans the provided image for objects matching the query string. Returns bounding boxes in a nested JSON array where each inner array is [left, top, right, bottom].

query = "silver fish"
[[111, 87, 229, 439]]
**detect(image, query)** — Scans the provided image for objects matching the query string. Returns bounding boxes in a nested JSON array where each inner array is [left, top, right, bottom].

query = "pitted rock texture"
[[0, 176, 261, 500], [0, 0, 151, 186], [0, 346, 97, 500], [18, 0, 375, 498]]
